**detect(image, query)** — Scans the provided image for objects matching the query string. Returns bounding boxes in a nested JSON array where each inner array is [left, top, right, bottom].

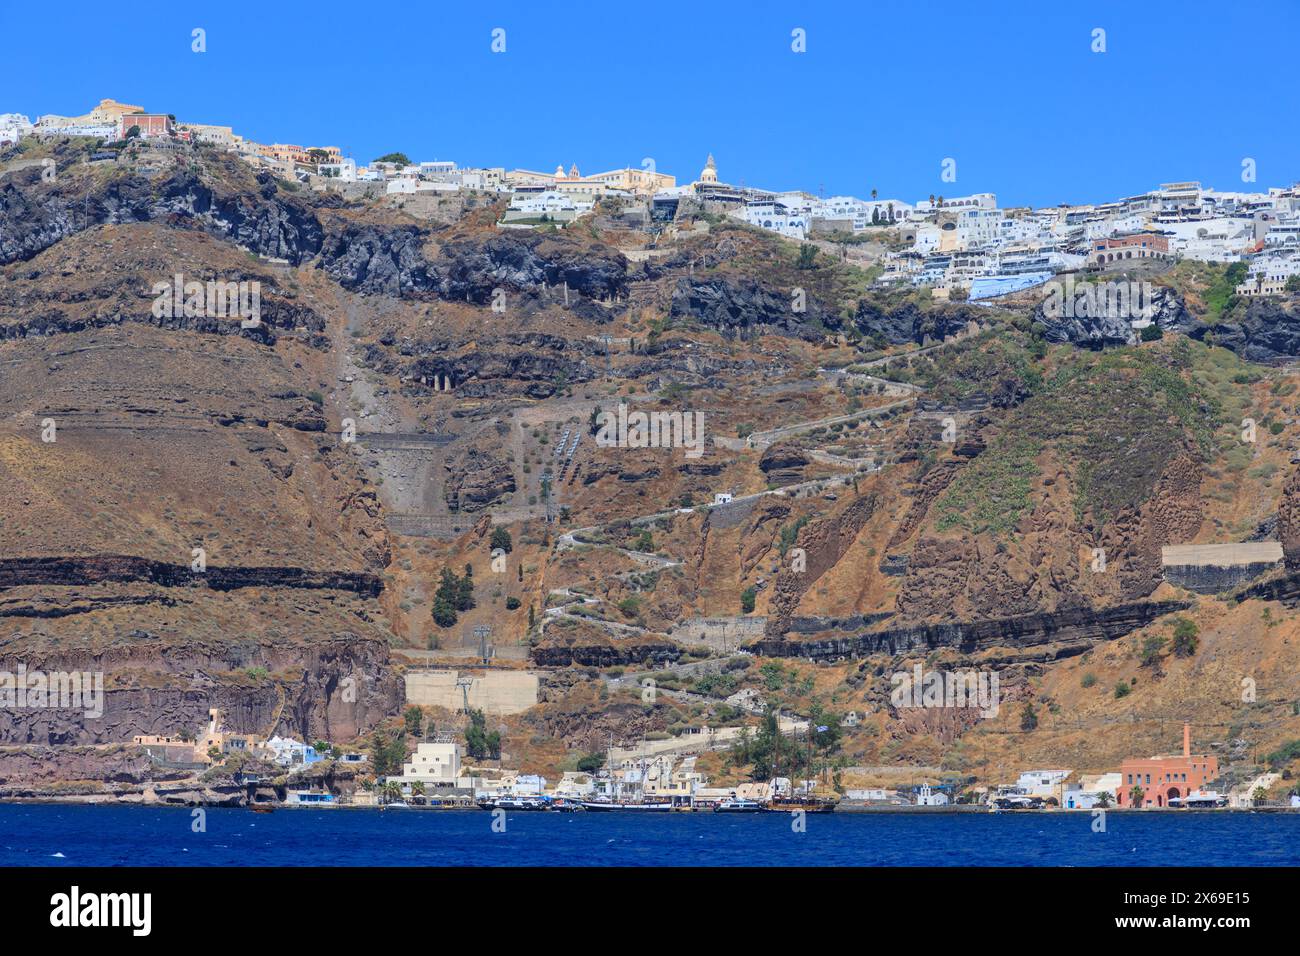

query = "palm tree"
[[1096, 791, 1112, 809], [870, 188, 878, 200], [412, 781, 426, 805], [1128, 785, 1145, 807]]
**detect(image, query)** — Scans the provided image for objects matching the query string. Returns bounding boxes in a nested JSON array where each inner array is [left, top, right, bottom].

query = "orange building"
[[1116, 723, 1218, 808], [119, 113, 173, 139]]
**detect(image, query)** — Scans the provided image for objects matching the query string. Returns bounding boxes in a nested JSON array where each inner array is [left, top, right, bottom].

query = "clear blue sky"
[[4, 0, 1296, 208]]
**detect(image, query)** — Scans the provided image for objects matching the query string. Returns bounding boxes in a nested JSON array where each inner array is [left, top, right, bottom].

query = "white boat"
[[714, 798, 765, 813]]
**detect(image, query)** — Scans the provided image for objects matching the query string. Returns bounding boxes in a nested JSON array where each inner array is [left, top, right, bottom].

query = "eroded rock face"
[[746, 598, 1192, 661], [319, 223, 434, 296], [758, 442, 809, 485], [1195, 298, 1300, 363], [0, 169, 325, 266], [670, 277, 839, 340], [0, 556, 382, 596], [764, 493, 880, 636], [853, 300, 983, 346], [1035, 284, 1192, 347], [443, 450, 516, 512], [894, 452, 1204, 623], [1278, 466, 1300, 568], [0, 634, 401, 746], [321, 228, 629, 303]]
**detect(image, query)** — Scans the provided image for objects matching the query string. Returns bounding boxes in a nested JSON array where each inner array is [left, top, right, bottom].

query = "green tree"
[[576, 753, 605, 773], [730, 707, 806, 781], [403, 706, 424, 738], [1171, 618, 1199, 658], [796, 243, 818, 270], [740, 587, 757, 614], [490, 527, 513, 554], [464, 709, 500, 760], [373, 152, 411, 165], [369, 731, 391, 775], [1129, 785, 1145, 806], [1139, 635, 1167, 667], [1020, 702, 1039, 731]]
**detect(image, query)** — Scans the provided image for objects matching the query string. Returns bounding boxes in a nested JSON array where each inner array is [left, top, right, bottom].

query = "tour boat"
[[714, 797, 765, 813]]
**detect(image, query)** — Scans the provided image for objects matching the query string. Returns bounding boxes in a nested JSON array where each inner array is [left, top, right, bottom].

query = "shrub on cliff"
[[1171, 618, 1199, 658]]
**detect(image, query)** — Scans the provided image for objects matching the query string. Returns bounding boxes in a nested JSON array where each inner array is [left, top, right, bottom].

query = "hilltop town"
[[4, 97, 1300, 814], [6, 98, 1296, 307]]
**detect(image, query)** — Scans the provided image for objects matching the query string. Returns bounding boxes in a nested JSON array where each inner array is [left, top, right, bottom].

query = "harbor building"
[[1116, 723, 1219, 808]]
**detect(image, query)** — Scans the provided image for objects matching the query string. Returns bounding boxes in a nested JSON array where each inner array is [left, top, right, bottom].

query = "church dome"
[[699, 153, 718, 184]]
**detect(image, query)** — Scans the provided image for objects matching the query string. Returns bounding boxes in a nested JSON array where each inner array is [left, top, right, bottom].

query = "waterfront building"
[[1016, 770, 1072, 802], [398, 740, 462, 787], [1116, 723, 1219, 808], [285, 789, 336, 806], [915, 784, 949, 806]]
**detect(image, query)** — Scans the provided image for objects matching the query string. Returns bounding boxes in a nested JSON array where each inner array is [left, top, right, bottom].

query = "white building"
[[507, 189, 591, 215], [261, 735, 324, 768], [736, 198, 807, 239], [915, 192, 997, 214], [1062, 773, 1120, 809], [398, 741, 462, 787], [915, 784, 949, 806], [34, 122, 116, 139], [1016, 769, 1071, 801], [0, 113, 33, 145], [319, 158, 357, 181]]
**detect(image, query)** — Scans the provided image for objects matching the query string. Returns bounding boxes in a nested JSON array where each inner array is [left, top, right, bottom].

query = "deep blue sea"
[[2, 805, 1299, 866]]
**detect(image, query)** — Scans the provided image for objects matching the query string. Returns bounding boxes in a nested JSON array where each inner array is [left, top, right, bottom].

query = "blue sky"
[[4, 0, 1297, 208]]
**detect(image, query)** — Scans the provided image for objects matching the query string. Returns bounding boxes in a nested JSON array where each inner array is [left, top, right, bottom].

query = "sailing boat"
[[579, 738, 672, 810]]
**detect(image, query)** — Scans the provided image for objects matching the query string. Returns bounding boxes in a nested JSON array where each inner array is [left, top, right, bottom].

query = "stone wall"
[[404, 669, 539, 715]]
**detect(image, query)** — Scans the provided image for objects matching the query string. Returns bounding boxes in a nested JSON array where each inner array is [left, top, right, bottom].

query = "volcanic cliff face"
[[8, 135, 1300, 795], [0, 160, 327, 267], [0, 146, 402, 766], [1196, 297, 1300, 364]]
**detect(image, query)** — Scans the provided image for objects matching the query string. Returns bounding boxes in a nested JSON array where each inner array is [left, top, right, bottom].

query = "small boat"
[[714, 798, 765, 813], [250, 804, 275, 814], [767, 795, 839, 813], [989, 795, 1042, 811], [385, 801, 410, 809], [579, 799, 673, 812]]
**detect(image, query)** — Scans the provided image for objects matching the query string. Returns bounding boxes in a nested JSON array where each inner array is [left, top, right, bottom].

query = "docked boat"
[[989, 794, 1043, 811], [767, 795, 839, 813], [714, 797, 765, 813], [579, 799, 673, 812]]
